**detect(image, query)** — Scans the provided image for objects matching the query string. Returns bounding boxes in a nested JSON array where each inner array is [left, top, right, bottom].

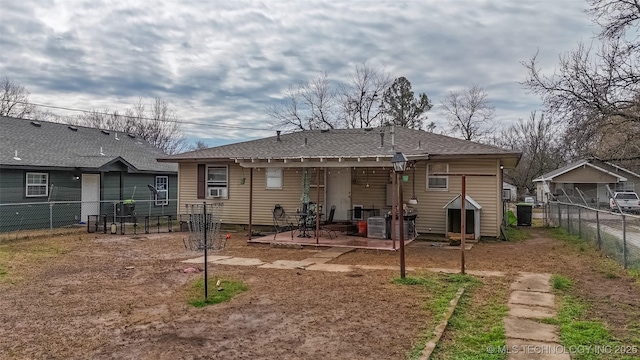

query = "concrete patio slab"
[[212, 257, 265, 266], [305, 263, 354, 272], [511, 273, 552, 292], [259, 260, 316, 270], [509, 303, 556, 319], [509, 291, 556, 308], [181, 255, 232, 264], [504, 317, 560, 342], [505, 339, 571, 360]]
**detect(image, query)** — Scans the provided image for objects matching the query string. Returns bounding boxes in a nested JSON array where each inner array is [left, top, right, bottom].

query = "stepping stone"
[[353, 264, 397, 271], [511, 273, 552, 292], [504, 317, 560, 342], [509, 303, 556, 319], [181, 255, 231, 264], [504, 339, 571, 360], [212, 257, 265, 266], [509, 290, 556, 308], [305, 263, 354, 272], [259, 260, 315, 270]]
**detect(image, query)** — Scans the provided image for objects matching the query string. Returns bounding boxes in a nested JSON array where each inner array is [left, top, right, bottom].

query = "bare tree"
[[189, 140, 209, 151], [73, 97, 186, 154], [441, 85, 496, 141], [267, 72, 338, 131], [381, 76, 432, 129], [339, 62, 391, 128], [523, 0, 640, 157], [0, 77, 35, 118], [494, 112, 566, 195]]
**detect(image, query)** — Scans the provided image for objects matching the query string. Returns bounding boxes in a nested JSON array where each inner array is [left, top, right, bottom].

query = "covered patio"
[[248, 227, 416, 251]]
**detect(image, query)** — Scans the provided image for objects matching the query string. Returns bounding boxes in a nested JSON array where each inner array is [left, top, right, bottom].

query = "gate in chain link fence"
[[548, 201, 640, 269]]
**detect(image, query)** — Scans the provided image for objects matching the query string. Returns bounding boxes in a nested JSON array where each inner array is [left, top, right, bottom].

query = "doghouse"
[[443, 194, 481, 240]]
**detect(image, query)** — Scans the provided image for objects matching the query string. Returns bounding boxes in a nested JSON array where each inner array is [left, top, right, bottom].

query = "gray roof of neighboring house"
[[0, 116, 177, 173], [160, 126, 521, 163], [532, 158, 635, 182]]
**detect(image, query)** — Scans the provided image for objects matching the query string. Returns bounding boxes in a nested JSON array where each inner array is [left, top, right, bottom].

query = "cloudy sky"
[[1, 0, 596, 148]]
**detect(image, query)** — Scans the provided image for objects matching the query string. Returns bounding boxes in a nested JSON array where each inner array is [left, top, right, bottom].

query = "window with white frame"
[[207, 165, 228, 198], [266, 168, 283, 189], [427, 163, 448, 190], [155, 176, 168, 205], [26, 172, 49, 197]]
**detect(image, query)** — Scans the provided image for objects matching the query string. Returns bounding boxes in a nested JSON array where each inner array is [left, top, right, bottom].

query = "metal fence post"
[[566, 204, 571, 233], [622, 214, 627, 269], [578, 207, 581, 238], [595, 210, 601, 250], [557, 203, 561, 227], [49, 203, 53, 230]]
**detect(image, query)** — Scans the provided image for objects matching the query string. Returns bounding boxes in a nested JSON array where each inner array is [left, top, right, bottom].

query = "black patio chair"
[[273, 204, 295, 240]]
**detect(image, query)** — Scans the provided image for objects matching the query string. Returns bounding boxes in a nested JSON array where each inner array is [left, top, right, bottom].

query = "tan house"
[[159, 126, 521, 240], [533, 158, 640, 207]]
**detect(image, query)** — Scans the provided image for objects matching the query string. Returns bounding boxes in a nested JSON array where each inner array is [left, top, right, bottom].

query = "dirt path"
[[0, 228, 638, 359]]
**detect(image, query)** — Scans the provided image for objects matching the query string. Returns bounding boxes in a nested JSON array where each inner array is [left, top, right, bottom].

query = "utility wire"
[[17, 100, 275, 132]]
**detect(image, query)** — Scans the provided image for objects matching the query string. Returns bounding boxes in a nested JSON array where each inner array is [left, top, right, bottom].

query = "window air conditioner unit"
[[208, 187, 224, 198]]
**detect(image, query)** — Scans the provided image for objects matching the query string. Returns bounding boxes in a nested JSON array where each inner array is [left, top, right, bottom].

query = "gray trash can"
[[516, 203, 533, 226]]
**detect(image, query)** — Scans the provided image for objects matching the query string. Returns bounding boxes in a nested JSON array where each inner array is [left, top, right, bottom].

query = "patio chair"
[[272, 204, 295, 240]]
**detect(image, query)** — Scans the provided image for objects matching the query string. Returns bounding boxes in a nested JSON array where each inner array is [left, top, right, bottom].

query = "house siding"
[[403, 160, 500, 237], [554, 167, 618, 183], [177, 158, 502, 237], [0, 169, 82, 231], [178, 163, 307, 225]]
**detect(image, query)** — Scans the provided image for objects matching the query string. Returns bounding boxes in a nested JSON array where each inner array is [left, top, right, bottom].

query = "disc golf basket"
[[183, 203, 226, 251], [183, 202, 225, 301]]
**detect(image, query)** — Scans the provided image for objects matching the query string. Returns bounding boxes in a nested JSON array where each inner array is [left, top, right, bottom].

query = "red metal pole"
[[248, 168, 253, 241], [391, 170, 396, 250], [399, 172, 406, 278], [461, 175, 466, 275]]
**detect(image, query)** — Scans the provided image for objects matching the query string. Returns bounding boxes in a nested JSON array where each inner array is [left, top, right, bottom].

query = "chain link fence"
[[548, 201, 640, 270], [0, 199, 178, 234]]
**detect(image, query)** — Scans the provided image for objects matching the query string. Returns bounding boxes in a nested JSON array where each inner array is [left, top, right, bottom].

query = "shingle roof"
[[0, 116, 177, 173], [161, 126, 521, 162], [533, 158, 629, 182]]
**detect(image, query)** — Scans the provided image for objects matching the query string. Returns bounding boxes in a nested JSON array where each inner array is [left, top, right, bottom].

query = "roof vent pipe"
[[379, 132, 385, 148], [304, 137, 308, 146], [276, 130, 281, 141], [417, 140, 421, 150]]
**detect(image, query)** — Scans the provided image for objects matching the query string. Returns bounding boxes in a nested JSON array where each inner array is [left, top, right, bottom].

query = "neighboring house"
[[502, 182, 517, 202], [532, 158, 640, 207], [159, 126, 521, 239], [0, 116, 178, 231]]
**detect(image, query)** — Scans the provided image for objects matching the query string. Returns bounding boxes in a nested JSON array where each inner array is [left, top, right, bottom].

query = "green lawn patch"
[[393, 273, 481, 360], [188, 277, 248, 307], [502, 226, 531, 242], [431, 283, 509, 360], [551, 274, 572, 291]]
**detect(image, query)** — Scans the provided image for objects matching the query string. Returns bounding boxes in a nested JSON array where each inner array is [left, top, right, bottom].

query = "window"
[[155, 176, 168, 205], [266, 168, 282, 189], [207, 165, 228, 198], [26, 172, 49, 197], [427, 163, 448, 190]]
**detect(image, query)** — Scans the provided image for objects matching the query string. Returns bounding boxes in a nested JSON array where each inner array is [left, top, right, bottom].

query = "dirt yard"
[[0, 227, 638, 359]]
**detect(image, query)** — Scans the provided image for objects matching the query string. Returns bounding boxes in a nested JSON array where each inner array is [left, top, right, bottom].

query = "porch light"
[[391, 152, 408, 173]]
